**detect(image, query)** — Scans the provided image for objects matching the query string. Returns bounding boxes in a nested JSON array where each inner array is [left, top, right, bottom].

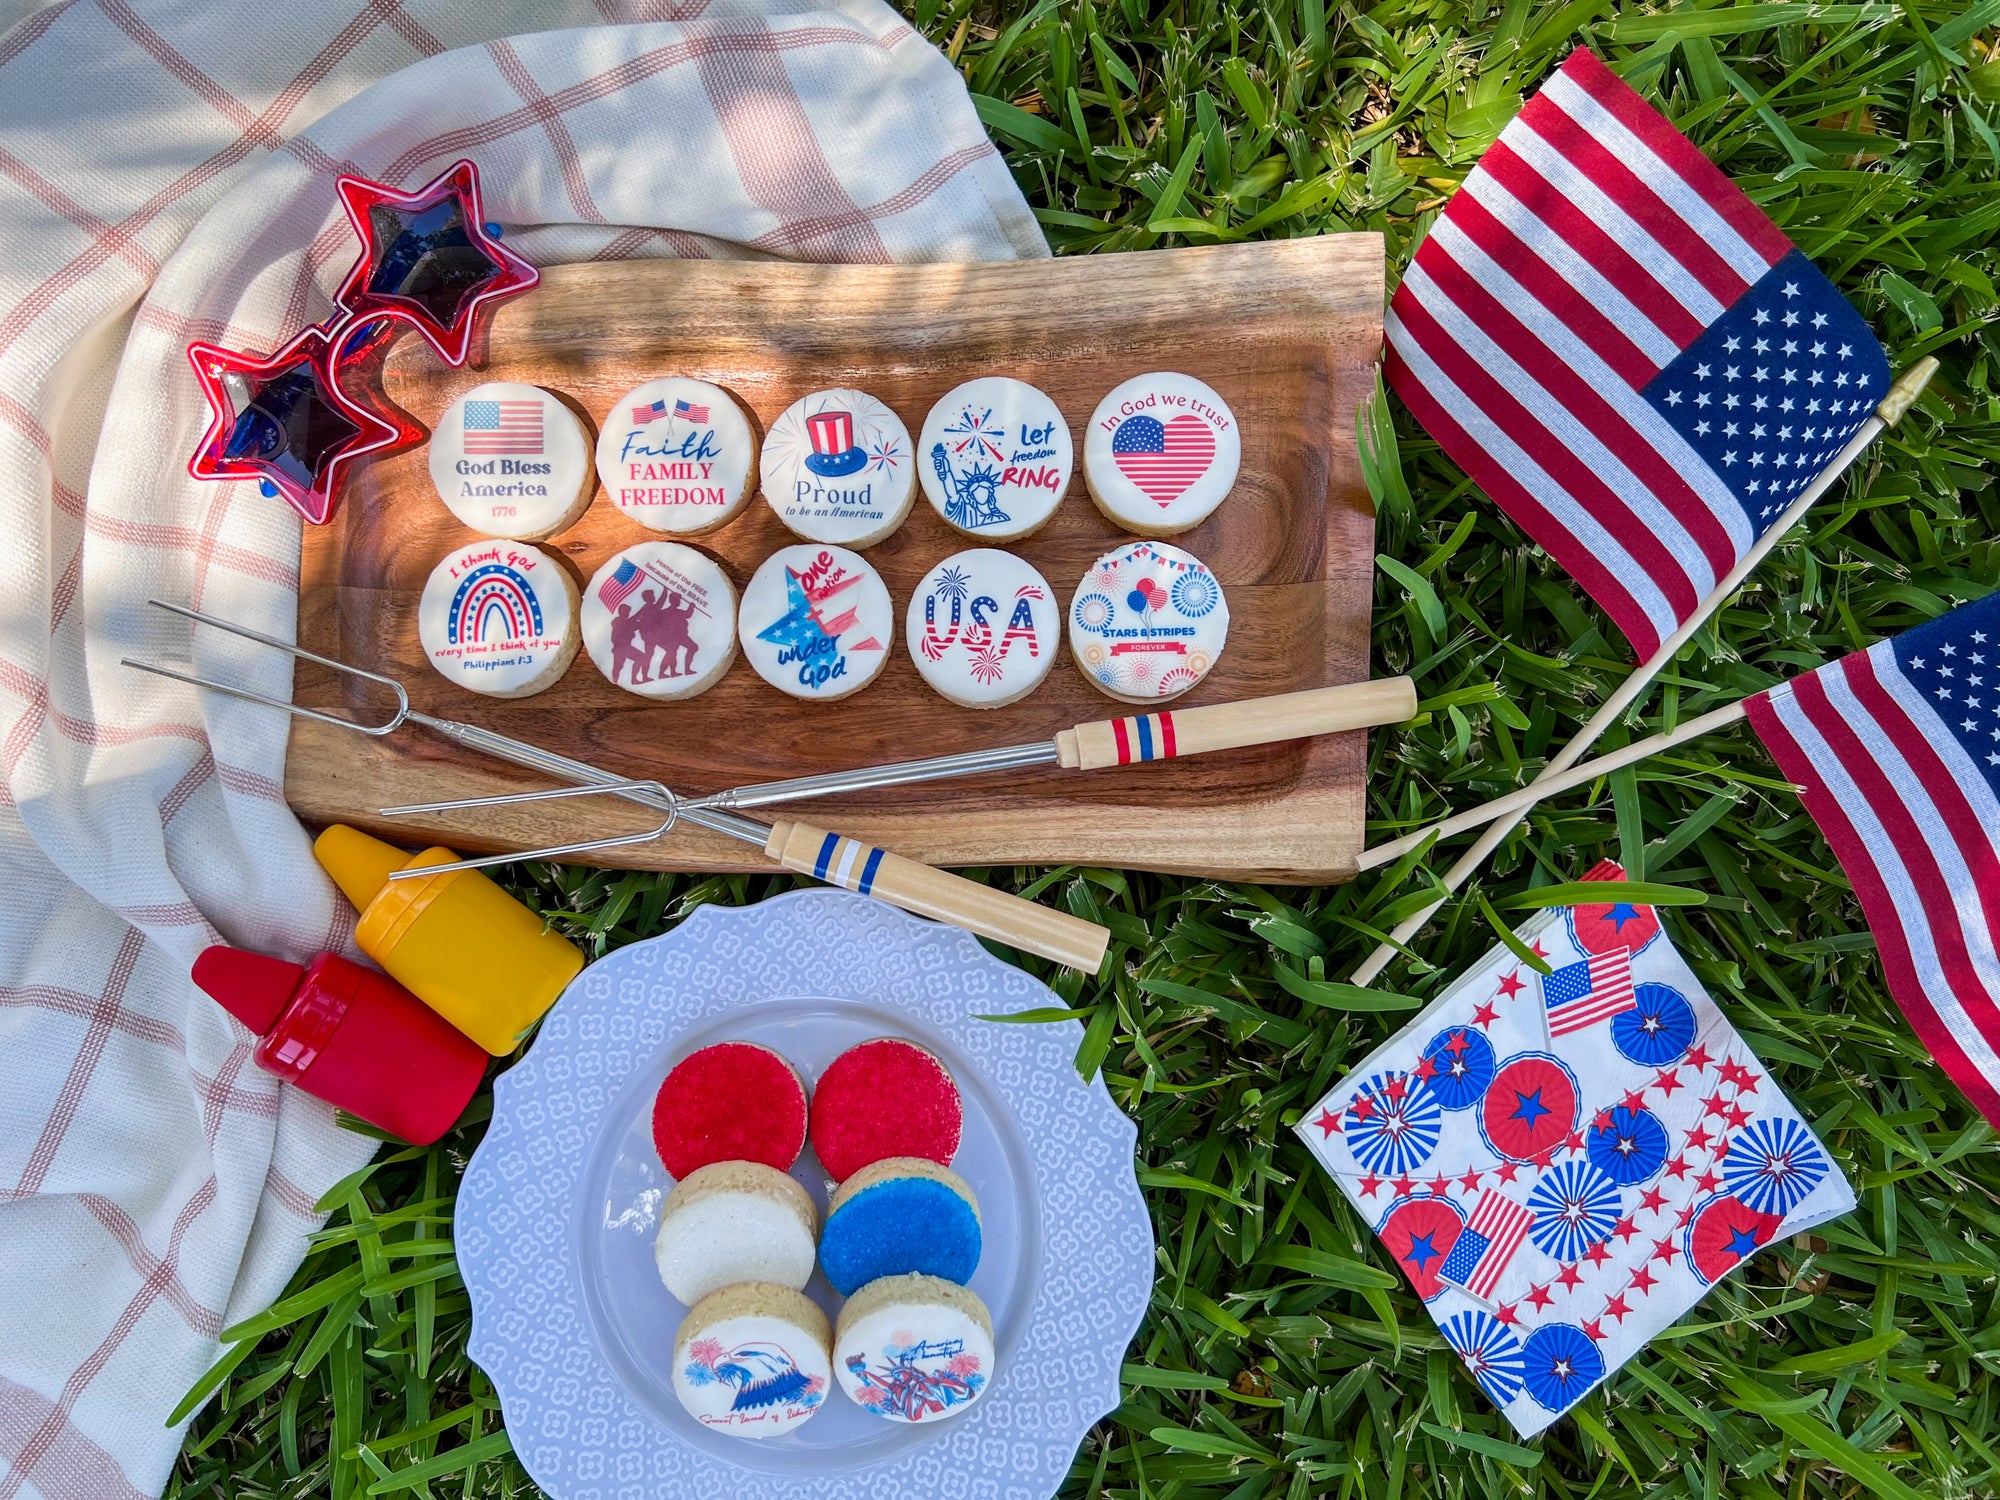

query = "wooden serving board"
[[288, 237, 1384, 881]]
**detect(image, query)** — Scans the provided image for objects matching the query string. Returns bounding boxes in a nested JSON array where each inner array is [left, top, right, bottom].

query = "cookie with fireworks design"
[[673, 1283, 831, 1438], [1083, 372, 1240, 535], [905, 549, 1058, 708], [761, 388, 914, 547], [834, 1273, 996, 1424], [417, 540, 579, 698], [1068, 540, 1228, 704], [918, 377, 1072, 540]]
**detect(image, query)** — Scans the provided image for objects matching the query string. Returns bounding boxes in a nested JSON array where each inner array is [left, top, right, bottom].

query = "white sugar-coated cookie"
[[760, 388, 914, 547], [581, 542, 737, 700], [428, 382, 593, 540], [1069, 540, 1228, 703], [596, 378, 756, 535], [738, 544, 893, 700], [905, 549, 1057, 709], [834, 1273, 996, 1424], [417, 541, 579, 698], [654, 1162, 817, 1307], [917, 377, 1071, 540], [674, 1284, 831, 1439], [1083, 373, 1240, 535]]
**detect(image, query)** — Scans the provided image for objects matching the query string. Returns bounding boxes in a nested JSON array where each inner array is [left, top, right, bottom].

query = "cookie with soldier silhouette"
[[582, 542, 738, 701]]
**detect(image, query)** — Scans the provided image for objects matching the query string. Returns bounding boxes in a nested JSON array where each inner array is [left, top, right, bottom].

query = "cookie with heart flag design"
[[1083, 372, 1240, 535]]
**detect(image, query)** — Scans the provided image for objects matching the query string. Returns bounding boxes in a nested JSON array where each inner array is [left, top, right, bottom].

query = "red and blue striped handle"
[[1110, 711, 1178, 764], [1057, 679, 1418, 772]]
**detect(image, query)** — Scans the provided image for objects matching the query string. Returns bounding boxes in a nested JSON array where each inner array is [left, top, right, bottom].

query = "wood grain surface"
[[287, 237, 1384, 881]]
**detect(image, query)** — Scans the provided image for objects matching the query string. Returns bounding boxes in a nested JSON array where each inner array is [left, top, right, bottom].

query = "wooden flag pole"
[[1356, 700, 1750, 870], [1347, 356, 1937, 986]]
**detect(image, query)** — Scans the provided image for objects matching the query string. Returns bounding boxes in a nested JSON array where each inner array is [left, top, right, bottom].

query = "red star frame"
[[186, 323, 420, 527], [330, 159, 539, 367]]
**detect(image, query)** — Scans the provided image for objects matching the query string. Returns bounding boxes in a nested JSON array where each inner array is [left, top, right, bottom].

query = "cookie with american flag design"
[[1083, 372, 1240, 535]]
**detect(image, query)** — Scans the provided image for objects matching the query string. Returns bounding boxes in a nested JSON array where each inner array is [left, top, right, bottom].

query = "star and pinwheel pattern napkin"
[[1297, 865, 1854, 1437]]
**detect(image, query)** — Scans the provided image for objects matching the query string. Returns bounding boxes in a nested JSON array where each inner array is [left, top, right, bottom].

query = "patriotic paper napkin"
[[1297, 865, 1853, 1436]]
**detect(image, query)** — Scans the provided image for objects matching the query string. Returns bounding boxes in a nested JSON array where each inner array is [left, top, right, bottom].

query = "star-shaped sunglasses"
[[186, 159, 539, 526]]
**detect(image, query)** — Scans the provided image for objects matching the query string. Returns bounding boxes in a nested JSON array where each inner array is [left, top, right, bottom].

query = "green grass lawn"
[[169, 3, 2000, 1496]]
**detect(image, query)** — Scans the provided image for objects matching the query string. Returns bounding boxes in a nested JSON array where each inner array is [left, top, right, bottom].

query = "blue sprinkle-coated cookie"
[[818, 1166, 981, 1296]]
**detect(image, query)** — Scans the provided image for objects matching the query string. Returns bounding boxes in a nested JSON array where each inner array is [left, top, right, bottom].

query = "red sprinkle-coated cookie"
[[809, 1037, 963, 1182], [651, 1042, 808, 1178]]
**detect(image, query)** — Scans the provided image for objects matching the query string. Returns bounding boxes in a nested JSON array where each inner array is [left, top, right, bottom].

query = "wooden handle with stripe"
[[762, 821, 1112, 973], [1054, 677, 1418, 771]]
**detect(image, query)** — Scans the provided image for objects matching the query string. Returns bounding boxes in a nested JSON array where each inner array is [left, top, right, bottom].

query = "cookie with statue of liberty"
[[918, 377, 1072, 541]]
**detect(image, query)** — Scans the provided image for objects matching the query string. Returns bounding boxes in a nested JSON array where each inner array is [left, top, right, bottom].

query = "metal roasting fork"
[[121, 600, 1111, 972]]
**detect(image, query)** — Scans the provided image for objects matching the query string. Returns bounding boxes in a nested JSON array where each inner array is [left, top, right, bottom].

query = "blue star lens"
[[220, 361, 360, 491], [366, 198, 502, 326]]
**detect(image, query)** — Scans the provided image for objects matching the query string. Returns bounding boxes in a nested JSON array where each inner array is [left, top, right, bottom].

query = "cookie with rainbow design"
[[417, 540, 579, 698]]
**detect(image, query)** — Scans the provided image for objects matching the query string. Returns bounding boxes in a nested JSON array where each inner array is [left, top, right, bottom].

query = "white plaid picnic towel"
[[0, 3, 1042, 1495]]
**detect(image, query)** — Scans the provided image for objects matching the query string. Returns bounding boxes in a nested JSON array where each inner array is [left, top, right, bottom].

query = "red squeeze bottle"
[[192, 946, 486, 1146]]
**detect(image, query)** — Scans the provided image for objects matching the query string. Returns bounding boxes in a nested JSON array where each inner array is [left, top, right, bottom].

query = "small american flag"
[[597, 558, 644, 610], [1438, 1191, 1534, 1300], [1386, 48, 1891, 662], [674, 398, 710, 422], [1541, 948, 1635, 1036], [1747, 591, 2000, 1126], [463, 398, 543, 455], [631, 399, 667, 425]]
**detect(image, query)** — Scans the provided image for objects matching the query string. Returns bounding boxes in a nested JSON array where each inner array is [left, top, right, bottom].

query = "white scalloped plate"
[[458, 889, 1153, 1500]]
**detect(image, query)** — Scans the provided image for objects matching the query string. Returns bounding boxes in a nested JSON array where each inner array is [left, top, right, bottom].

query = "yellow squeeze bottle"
[[313, 824, 584, 1055]]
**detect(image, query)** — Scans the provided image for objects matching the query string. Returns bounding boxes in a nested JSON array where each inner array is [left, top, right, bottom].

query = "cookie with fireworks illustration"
[[817, 1157, 981, 1296], [654, 1161, 819, 1307], [673, 1283, 832, 1438], [834, 1273, 996, 1423], [917, 377, 1072, 540], [1083, 372, 1240, 535], [761, 388, 914, 547], [738, 544, 894, 700], [596, 377, 756, 535], [417, 540, 579, 698], [1068, 540, 1228, 703], [581, 542, 737, 701], [652, 1042, 810, 1178], [428, 382, 593, 540], [905, 549, 1057, 708], [809, 1037, 964, 1182]]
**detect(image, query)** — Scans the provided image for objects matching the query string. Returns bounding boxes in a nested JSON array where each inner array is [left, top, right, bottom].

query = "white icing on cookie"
[[917, 377, 1071, 540], [428, 382, 592, 540], [738, 544, 893, 700], [654, 1178, 815, 1308], [674, 1310, 830, 1438], [835, 1298, 996, 1424], [596, 378, 755, 534], [581, 542, 736, 700], [417, 541, 579, 698], [760, 388, 914, 547], [904, 549, 1057, 708], [1083, 373, 1240, 534], [1069, 541, 1228, 703]]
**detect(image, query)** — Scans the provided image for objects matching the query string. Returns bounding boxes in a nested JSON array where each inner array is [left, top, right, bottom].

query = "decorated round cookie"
[[428, 382, 593, 540], [652, 1042, 809, 1179], [655, 1161, 818, 1307], [1083, 372, 1240, 534], [817, 1157, 982, 1296], [673, 1284, 831, 1439], [917, 377, 1071, 540], [834, 1273, 996, 1424], [904, 549, 1058, 709], [1069, 541, 1228, 703], [760, 388, 914, 547], [738, 544, 893, 700], [809, 1037, 963, 1182], [417, 541, 579, 698], [581, 542, 736, 700], [596, 378, 756, 535]]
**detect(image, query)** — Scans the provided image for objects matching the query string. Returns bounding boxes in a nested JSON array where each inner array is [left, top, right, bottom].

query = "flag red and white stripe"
[[1746, 594, 2000, 1125], [1443, 1192, 1534, 1300], [1385, 48, 1887, 661], [1545, 948, 1636, 1036]]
